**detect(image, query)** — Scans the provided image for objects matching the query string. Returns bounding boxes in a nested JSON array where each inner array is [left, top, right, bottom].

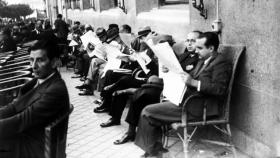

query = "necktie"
[[193, 60, 204, 78]]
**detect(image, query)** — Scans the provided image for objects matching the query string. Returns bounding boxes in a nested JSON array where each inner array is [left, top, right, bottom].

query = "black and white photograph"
[[0, 0, 279, 158]]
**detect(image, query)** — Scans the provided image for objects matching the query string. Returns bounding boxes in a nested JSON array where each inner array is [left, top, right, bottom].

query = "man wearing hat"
[[77, 27, 108, 95], [94, 26, 156, 113]]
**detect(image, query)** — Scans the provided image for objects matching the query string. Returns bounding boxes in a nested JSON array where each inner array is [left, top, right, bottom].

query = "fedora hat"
[[137, 26, 152, 38], [146, 75, 164, 89], [96, 27, 107, 38], [106, 27, 119, 43], [153, 34, 174, 46]]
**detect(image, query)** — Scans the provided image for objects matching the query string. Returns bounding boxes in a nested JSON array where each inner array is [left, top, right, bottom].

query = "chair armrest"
[[44, 104, 74, 158], [132, 68, 147, 81], [180, 93, 205, 126]]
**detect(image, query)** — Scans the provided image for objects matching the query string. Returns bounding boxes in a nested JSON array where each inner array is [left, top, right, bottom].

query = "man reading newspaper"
[[135, 32, 232, 157]]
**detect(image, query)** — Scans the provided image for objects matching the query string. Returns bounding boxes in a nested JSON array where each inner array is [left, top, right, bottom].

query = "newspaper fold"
[[147, 39, 187, 105]]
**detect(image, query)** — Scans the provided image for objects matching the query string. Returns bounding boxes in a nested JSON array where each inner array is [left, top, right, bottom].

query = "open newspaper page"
[[80, 31, 103, 58], [69, 40, 78, 46], [133, 50, 151, 74], [147, 40, 187, 105], [101, 44, 122, 78]]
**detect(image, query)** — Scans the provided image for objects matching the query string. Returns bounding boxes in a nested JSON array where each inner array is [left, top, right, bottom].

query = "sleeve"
[[199, 62, 232, 96], [0, 82, 69, 139], [0, 102, 16, 119]]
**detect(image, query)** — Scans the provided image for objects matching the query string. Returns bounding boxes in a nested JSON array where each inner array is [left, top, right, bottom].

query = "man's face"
[[99, 35, 107, 43], [195, 37, 213, 60], [186, 32, 199, 52], [30, 49, 55, 79], [35, 21, 42, 30]]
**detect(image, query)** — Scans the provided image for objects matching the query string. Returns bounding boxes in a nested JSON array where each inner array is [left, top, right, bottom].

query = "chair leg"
[[226, 123, 237, 158], [183, 126, 189, 158], [162, 125, 169, 148]]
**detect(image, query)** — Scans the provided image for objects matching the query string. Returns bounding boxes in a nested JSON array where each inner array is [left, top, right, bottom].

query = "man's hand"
[[112, 88, 138, 96], [180, 72, 199, 88], [161, 65, 169, 73]]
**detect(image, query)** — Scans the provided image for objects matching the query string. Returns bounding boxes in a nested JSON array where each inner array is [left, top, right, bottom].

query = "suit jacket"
[[54, 19, 69, 39], [183, 52, 232, 117], [178, 50, 199, 73], [0, 71, 70, 158], [0, 36, 17, 53]]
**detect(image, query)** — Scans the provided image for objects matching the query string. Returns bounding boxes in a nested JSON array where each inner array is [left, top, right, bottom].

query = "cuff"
[[197, 80, 201, 92]]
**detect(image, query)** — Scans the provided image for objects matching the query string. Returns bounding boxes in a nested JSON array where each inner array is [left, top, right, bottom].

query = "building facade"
[[45, 0, 280, 157]]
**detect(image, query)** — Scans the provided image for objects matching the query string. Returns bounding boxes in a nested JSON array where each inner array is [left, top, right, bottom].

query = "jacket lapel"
[[194, 53, 218, 78], [14, 71, 60, 112]]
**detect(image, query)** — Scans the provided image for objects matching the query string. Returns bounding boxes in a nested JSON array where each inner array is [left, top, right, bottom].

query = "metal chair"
[[0, 65, 31, 74], [0, 60, 30, 69], [162, 44, 245, 158], [0, 70, 31, 82], [0, 77, 32, 106], [44, 104, 74, 158]]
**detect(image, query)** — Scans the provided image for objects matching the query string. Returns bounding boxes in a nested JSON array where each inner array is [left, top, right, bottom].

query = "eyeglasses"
[[186, 39, 196, 43]]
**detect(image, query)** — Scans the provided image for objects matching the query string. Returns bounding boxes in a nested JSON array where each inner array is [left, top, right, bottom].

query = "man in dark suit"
[[0, 27, 17, 53], [54, 14, 69, 44], [0, 38, 70, 158], [134, 32, 232, 157]]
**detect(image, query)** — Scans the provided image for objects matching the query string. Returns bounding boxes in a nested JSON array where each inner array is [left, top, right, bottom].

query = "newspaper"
[[80, 30, 97, 47], [134, 50, 151, 74], [147, 40, 186, 105], [101, 44, 122, 78], [69, 40, 78, 46]]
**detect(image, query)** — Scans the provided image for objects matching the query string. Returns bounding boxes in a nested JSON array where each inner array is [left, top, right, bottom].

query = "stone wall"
[[190, 0, 280, 157]]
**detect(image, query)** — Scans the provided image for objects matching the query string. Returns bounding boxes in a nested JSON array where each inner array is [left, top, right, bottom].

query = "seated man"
[[113, 30, 201, 145], [0, 38, 70, 158], [77, 27, 108, 95], [134, 32, 232, 157], [0, 27, 17, 53], [94, 26, 155, 113]]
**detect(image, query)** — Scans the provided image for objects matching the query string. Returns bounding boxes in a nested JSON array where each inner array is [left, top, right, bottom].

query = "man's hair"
[[30, 36, 60, 60], [198, 31, 219, 51], [57, 14, 62, 18], [192, 30, 202, 36]]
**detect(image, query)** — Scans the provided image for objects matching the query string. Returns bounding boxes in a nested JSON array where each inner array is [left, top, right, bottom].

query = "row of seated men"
[[68, 22, 232, 158]]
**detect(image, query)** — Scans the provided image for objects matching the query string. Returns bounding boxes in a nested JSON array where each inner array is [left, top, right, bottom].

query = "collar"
[[204, 56, 212, 65], [37, 72, 56, 85]]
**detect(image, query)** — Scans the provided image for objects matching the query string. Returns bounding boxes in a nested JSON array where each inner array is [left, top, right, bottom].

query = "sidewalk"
[[61, 68, 250, 158]]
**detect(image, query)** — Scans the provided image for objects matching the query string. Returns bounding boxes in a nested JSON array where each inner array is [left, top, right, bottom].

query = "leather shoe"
[[100, 119, 120, 127], [75, 84, 90, 90], [78, 90, 93, 96], [93, 107, 109, 113], [114, 133, 135, 145]]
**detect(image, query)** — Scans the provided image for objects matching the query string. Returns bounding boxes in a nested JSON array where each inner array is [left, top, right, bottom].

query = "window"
[[159, 0, 189, 9], [73, 0, 80, 9], [160, 0, 189, 5], [82, 0, 94, 9], [65, 0, 71, 9]]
